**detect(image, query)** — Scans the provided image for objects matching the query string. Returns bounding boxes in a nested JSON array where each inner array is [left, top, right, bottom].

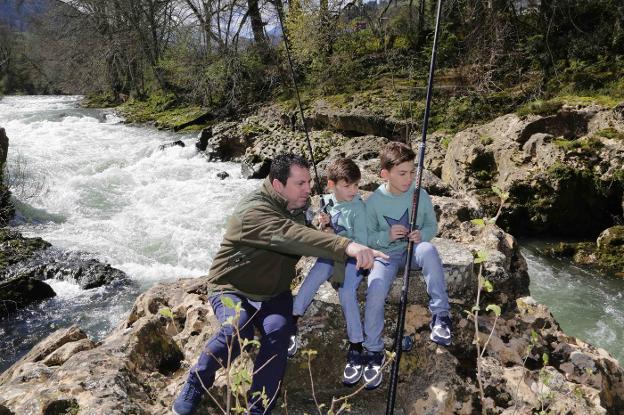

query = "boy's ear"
[[327, 179, 336, 189], [380, 169, 389, 180]]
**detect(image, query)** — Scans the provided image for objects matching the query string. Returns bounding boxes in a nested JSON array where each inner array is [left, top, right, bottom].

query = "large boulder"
[[441, 105, 624, 238]]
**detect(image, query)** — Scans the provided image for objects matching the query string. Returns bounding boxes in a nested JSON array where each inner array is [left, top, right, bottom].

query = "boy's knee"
[[416, 241, 437, 256]]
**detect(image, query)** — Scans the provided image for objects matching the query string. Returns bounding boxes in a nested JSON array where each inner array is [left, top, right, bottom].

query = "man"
[[173, 154, 388, 415]]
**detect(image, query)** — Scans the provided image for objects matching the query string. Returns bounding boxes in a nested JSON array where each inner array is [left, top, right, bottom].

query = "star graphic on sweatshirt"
[[383, 209, 411, 229], [330, 211, 347, 234]]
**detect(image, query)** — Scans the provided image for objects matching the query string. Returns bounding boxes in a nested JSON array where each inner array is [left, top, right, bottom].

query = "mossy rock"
[[0, 228, 51, 270], [596, 226, 624, 272]]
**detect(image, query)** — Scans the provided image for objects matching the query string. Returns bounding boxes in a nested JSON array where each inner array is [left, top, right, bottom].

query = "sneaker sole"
[[342, 368, 363, 386], [363, 356, 385, 390], [429, 332, 452, 347], [363, 372, 383, 390]]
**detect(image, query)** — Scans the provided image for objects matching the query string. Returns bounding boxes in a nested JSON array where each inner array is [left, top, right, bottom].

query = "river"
[[0, 95, 621, 374]]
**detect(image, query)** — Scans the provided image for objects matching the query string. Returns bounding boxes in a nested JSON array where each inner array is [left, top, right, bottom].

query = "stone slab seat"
[[308, 237, 474, 307]]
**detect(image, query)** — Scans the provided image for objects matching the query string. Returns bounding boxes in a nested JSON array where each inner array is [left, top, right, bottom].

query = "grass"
[[117, 96, 206, 131]]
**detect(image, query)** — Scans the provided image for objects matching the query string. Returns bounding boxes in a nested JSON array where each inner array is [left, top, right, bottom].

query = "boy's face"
[[328, 179, 359, 202], [381, 160, 415, 195]]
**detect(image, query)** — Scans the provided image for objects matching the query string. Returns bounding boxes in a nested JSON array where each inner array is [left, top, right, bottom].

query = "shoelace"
[[183, 383, 202, 401]]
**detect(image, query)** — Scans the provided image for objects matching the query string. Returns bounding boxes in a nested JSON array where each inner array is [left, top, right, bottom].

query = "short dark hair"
[[269, 153, 310, 185], [379, 142, 416, 171], [327, 158, 361, 184]]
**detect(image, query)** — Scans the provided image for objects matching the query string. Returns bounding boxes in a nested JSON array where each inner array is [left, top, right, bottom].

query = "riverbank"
[[1, 95, 623, 414]]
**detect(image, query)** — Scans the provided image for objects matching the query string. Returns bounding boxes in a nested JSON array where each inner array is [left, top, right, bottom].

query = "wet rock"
[[0, 127, 8, 165], [0, 127, 9, 223], [195, 127, 212, 152], [215, 171, 229, 180], [0, 276, 56, 317], [0, 229, 128, 316], [0, 229, 54, 315], [4, 249, 128, 290], [158, 140, 185, 151]]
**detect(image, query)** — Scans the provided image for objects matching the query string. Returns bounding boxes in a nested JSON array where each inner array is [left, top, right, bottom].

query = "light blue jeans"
[[363, 241, 450, 352], [293, 257, 365, 343]]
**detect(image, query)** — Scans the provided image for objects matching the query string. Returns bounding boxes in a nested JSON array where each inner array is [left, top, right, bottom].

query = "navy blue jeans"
[[188, 291, 294, 414]]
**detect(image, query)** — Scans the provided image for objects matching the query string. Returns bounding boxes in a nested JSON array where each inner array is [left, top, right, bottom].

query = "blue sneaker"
[[342, 347, 364, 386], [429, 314, 452, 346], [172, 377, 204, 415], [362, 351, 385, 390]]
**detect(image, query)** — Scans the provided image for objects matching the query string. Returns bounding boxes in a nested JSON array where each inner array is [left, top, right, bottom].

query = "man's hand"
[[345, 242, 389, 270], [389, 224, 409, 241]]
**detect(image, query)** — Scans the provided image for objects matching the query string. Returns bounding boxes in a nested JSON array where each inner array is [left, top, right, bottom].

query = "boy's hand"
[[389, 225, 409, 241], [345, 242, 389, 269], [318, 212, 331, 229], [407, 229, 422, 243]]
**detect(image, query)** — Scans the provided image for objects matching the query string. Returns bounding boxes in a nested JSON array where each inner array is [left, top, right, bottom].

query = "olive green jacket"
[[207, 178, 351, 301]]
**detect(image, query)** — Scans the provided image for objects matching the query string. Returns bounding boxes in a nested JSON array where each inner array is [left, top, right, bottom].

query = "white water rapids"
[[0, 95, 258, 370]]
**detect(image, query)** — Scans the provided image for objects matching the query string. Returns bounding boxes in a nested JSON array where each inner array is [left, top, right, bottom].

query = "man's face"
[[272, 165, 312, 210]]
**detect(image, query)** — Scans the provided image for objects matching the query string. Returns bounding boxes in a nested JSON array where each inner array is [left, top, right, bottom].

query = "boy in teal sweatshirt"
[[361, 141, 451, 390], [290, 158, 368, 386]]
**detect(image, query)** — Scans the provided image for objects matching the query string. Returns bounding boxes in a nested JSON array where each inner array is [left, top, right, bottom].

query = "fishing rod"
[[274, 0, 324, 199], [385, 0, 444, 413]]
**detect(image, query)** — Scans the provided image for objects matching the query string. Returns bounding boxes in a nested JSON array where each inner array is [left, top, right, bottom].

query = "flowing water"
[[522, 241, 623, 364], [0, 95, 259, 372], [0, 96, 621, 375]]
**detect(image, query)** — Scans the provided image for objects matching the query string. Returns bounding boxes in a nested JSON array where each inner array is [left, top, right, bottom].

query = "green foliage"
[[474, 250, 487, 264], [480, 135, 493, 146], [596, 128, 624, 140], [554, 135, 604, 153], [158, 307, 174, 320], [481, 278, 494, 293], [517, 99, 563, 117], [485, 304, 501, 317]]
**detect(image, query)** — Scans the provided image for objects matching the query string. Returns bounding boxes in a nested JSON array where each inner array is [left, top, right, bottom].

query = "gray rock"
[[441, 106, 624, 237]]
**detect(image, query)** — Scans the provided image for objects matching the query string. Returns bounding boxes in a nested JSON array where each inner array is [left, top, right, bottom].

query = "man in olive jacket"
[[173, 154, 387, 415]]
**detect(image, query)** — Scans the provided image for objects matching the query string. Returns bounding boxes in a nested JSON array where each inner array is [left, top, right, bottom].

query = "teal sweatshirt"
[[365, 183, 437, 254], [322, 193, 367, 245]]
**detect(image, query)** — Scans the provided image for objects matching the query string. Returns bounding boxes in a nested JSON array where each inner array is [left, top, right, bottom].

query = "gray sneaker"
[[362, 351, 385, 390], [430, 314, 452, 346]]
